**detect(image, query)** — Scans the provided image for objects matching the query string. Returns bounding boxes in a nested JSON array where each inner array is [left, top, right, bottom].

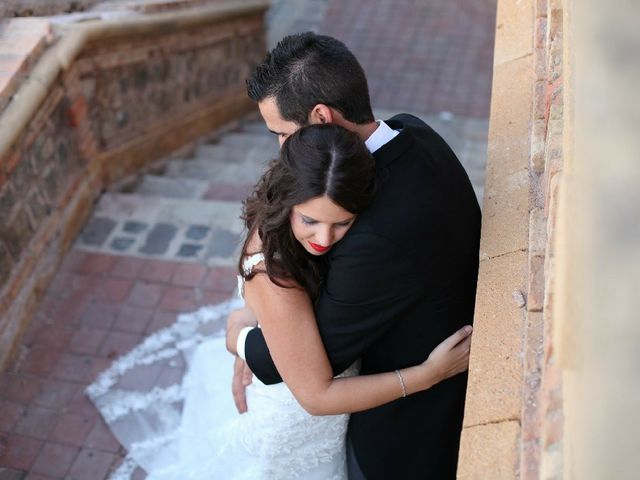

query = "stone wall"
[[457, 0, 566, 477], [0, 1, 100, 17], [0, 1, 268, 372]]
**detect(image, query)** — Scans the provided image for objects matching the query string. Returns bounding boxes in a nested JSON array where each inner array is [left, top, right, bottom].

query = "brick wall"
[[0, 1, 100, 17], [457, 0, 567, 477], [0, 2, 268, 372]]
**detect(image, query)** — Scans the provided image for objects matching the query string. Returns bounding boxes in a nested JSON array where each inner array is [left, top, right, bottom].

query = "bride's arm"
[[243, 271, 471, 416]]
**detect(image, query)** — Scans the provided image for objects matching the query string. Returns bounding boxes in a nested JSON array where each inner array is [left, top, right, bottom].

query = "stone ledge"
[[458, 421, 521, 479]]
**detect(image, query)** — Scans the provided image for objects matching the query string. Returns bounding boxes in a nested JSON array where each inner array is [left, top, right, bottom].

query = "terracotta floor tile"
[[50, 354, 93, 383], [144, 310, 177, 335], [18, 346, 63, 377], [0, 401, 25, 432], [98, 331, 142, 359], [113, 305, 154, 334], [159, 286, 197, 312], [78, 301, 119, 331], [110, 257, 145, 279], [48, 412, 95, 447], [77, 254, 118, 275], [202, 266, 237, 293], [12, 406, 58, 440], [138, 260, 178, 284], [30, 442, 78, 477], [171, 263, 208, 287], [126, 282, 165, 308], [31, 380, 79, 410], [84, 418, 120, 453], [0, 433, 43, 471], [1, 375, 43, 405], [69, 328, 108, 356], [67, 448, 116, 480]]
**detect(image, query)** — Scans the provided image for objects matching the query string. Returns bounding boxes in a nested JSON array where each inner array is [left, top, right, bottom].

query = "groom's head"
[[247, 32, 375, 145]]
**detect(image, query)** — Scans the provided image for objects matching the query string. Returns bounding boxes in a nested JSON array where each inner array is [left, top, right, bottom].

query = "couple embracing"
[[91, 32, 481, 480]]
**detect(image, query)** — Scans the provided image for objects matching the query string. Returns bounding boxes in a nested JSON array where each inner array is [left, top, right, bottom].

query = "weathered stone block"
[[458, 421, 520, 479], [494, 0, 534, 66], [481, 56, 534, 259], [464, 251, 528, 427]]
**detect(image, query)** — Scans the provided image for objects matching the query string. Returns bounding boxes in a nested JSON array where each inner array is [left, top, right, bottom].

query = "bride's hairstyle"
[[239, 123, 377, 301]]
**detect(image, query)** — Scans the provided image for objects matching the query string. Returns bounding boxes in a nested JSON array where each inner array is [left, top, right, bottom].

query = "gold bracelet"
[[395, 369, 407, 398]]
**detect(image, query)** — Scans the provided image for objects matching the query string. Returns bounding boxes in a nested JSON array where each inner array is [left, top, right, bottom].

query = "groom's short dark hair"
[[246, 32, 375, 126]]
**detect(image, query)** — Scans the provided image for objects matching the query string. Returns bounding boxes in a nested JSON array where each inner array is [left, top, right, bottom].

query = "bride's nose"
[[315, 225, 333, 246]]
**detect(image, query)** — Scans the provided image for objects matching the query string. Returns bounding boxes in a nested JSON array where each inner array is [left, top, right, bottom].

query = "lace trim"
[[237, 252, 265, 299]]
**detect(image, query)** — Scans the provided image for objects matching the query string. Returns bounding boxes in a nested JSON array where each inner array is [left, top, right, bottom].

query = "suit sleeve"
[[245, 232, 424, 384]]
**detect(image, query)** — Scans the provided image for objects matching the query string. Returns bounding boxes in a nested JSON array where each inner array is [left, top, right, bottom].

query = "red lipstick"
[[308, 242, 330, 253]]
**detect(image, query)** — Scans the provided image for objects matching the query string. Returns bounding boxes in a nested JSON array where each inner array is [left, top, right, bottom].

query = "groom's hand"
[[225, 307, 258, 355], [232, 357, 253, 413]]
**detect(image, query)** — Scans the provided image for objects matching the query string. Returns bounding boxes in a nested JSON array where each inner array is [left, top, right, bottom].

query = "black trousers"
[[347, 434, 367, 480]]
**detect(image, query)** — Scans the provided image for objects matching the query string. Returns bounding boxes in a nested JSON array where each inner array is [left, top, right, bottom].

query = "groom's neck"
[[342, 120, 379, 143]]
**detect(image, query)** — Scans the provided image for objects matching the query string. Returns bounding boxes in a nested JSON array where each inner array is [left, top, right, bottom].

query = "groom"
[[227, 32, 481, 479]]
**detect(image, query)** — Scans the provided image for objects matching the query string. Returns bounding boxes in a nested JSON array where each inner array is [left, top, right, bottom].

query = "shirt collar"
[[364, 120, 400, 153]]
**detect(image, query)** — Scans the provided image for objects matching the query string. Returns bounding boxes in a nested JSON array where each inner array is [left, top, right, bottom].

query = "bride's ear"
[[308, 104, 334, 125]]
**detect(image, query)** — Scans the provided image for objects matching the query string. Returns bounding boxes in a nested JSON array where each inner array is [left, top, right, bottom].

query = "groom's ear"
[[308, 104, 334, 125]]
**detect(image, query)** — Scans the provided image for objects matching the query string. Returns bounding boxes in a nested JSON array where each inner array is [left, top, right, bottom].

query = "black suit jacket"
[[245, 114, 481, 479]]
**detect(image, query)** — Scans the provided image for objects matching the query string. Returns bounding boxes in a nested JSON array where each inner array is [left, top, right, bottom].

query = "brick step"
[[75, 193, 244, 265], [218, 131, 276, 149], [237, 120, 269, 134], [135, 174, 211, 199], [165, 152, 269, 184]]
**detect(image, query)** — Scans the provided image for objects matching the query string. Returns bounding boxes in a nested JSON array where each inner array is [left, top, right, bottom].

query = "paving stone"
[[0, 401, 25, 432], [48, 413, 95, 447], [138, 223, 177, 255], [110, 237, 135, 251], [206, 227, 240, 258], [0, 468, 26, 480], [67, 448, 115, 480], [176, 243, 203, 258], [13, 406, 57, 440], [78, 217, 116, 247], [123, 221, 148, 234], [138, 260, 177, 283], [185, 225, 210, 241]]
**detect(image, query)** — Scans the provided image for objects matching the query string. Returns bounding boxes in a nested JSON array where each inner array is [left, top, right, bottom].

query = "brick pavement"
[[0, 1, 496, 478]]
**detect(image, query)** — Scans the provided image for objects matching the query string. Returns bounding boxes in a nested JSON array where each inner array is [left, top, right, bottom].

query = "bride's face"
[[290, 195, 356, 256]]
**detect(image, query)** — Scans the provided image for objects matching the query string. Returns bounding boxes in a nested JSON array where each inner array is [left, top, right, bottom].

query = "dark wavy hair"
[[239, 123, 377, 300]]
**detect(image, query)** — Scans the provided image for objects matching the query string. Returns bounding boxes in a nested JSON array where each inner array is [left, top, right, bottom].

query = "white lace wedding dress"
[[87, 254, 356, 480]]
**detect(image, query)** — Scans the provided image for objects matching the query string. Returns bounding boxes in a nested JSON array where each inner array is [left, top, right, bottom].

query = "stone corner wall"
[[0, 3, 268, 372], [457, 0, 566, 478]]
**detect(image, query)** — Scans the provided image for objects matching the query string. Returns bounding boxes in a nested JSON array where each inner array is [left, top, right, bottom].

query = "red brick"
[[139, 260, 178, 283], [31, 324, 74, 350], [202, 266, 237, 293], [160, 287, 197, 312], [67, 448, 116, 480], [171, 263, 208, 287], [59, 250, 87, 273], [0, 401, 25, 432], [84, 357, 112, 384], [32, 380, 79, 410], [49, 413, 95, 447], [126, 282, 165, 308], [18, 345, 63, 376], [111, 257, 145, 279], [145, 310, 177, 334], [69, 328, 108, 355], [66, 389, 98, 419], [113, 305, 154, 334], [98, 331, 142, 359], [51, 354, 93, 383], [0, 433, 43, 471], [78, 254, 118, 275], [78, 301, 119, 330], [1, 375, 43, 404], [13, 406, 58, 439], [90, 278, 134, 304], [30, 442, 78, 477], [84, 419, 120, 453], [201, 289, 232, 306]]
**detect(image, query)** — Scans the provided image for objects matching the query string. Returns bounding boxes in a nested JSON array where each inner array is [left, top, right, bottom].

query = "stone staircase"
[[74, 118, 278, 266]]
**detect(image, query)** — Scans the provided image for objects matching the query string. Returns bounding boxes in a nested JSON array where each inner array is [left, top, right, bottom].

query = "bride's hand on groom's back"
[[423, 326, 473, 384]]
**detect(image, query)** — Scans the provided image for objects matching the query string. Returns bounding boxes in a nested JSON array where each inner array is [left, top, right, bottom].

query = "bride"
[[87, 124, 472, 479]]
